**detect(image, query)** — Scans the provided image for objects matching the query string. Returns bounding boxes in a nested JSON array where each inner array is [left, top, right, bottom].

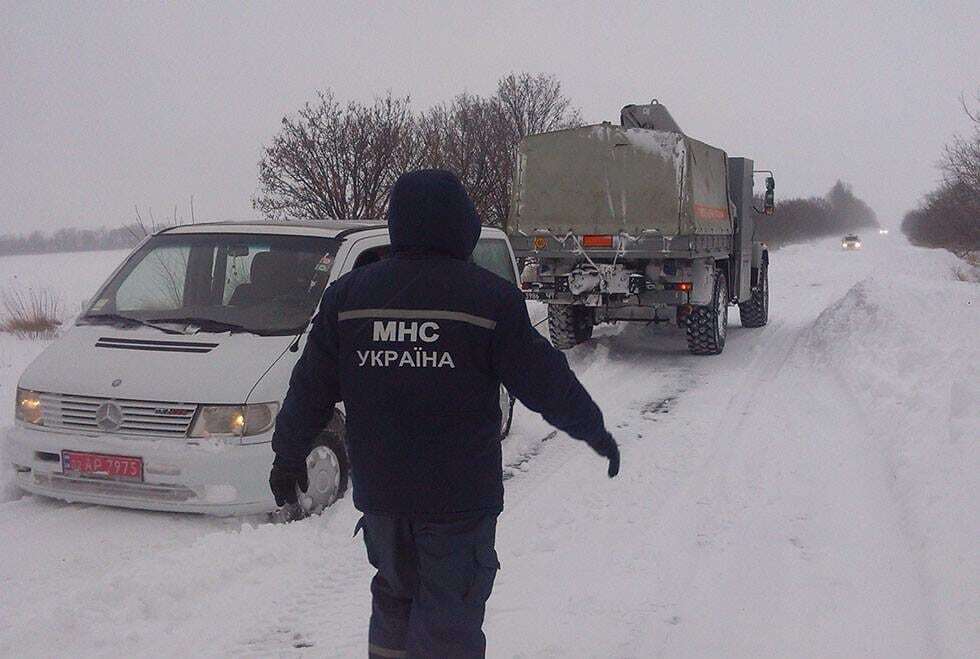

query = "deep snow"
[[0, 237, 976, 657]]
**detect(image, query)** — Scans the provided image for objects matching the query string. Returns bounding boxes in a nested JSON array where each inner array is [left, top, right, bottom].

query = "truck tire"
[[739, 261, 769, 328], [297, 409, 349, 516], [548, 304, 593, 350], [686, 272, 728, 355]]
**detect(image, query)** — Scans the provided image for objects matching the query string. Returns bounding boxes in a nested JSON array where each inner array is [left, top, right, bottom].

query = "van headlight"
[[16, 388, 44, 425], [189, 403, 278, 439]]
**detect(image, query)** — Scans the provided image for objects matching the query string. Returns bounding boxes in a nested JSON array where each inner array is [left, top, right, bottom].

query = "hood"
[[386, 169, 481, 259], [18, 324, 295, 405]]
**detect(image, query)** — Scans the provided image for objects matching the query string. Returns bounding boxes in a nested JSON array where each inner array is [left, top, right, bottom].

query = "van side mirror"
[[764, 176, 775, 215]]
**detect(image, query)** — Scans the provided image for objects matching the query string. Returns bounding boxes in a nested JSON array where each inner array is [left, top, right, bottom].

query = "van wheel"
[[686, 272, 728, 355], [548, 304, 593, 350], [500, 387, 515, 439], [298, 409, 349, 516], [739, 261, 769, 327]]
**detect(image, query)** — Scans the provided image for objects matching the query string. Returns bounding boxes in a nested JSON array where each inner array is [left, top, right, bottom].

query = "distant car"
[[878, 228, 889, 235], [6, 221, 521, 516], [842, 234, 862, 250]]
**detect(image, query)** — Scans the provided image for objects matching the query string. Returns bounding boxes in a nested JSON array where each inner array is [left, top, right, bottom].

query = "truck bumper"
[[4, 424, 275, 516], [523, 289, 688, 306]]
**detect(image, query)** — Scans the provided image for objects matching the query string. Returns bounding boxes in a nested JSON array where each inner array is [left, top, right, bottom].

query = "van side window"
[[471, 239, 517, 286], [353, 246, 389, 269]]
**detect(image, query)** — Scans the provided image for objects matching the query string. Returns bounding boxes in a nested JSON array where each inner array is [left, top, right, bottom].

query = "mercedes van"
[[6, 221, 519, 516]]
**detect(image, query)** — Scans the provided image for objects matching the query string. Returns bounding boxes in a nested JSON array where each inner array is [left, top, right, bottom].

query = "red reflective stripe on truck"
[[581, 234, 614, 248], [693, 204, 729, 221]]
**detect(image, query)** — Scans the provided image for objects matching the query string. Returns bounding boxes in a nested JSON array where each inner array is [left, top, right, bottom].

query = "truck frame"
[[505, 102, 774, 355]]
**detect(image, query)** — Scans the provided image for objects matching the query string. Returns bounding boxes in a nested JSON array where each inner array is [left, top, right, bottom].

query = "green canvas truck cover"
[[508, 123, 732, 237]]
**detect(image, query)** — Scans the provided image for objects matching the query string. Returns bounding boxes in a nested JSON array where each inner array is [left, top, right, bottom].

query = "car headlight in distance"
[[188, 403, 278, 439], [16, 388, 43, 425]]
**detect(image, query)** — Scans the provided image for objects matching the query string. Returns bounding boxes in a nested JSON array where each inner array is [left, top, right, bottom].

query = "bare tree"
[[252, 75, 581, 225], [940, 91, 980, 196], [419, 94, 511, 223], [254, 91, 416, 221], [903, 91, 980, 252], [494, 72, 582, 141], [487, 73, 582, 223]]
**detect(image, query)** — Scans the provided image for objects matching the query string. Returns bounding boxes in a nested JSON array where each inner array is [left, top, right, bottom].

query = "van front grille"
[[38, 392, 196, 438]]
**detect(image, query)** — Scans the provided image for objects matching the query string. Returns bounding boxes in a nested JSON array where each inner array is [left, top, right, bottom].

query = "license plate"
[[62, 451, 143, 482]]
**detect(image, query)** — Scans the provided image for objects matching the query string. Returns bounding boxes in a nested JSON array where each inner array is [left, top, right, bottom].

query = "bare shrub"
[[1, 287, 64, 339]]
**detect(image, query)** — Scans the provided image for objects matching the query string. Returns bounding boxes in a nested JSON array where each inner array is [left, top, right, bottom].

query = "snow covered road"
[[0, 237, 976, 657]]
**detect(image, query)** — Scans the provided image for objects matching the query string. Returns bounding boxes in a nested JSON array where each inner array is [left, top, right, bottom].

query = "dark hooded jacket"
[[272, 170, 612, 516]]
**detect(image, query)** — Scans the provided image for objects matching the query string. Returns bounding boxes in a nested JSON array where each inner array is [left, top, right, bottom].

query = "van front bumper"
[[4, 424, 275, 516]]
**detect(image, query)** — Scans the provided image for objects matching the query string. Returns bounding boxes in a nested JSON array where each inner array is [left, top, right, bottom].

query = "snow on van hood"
[[18, 324, 295, 405]]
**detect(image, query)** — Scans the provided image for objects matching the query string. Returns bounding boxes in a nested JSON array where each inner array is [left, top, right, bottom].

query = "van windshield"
[[80, 233, 340, 336]]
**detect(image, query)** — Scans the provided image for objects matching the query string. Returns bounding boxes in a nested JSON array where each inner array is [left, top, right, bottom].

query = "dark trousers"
[[357, 513, 500, 659]]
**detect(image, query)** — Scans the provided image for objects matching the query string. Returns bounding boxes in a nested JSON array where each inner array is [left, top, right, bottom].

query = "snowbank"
[[807, 271, 979, 657]]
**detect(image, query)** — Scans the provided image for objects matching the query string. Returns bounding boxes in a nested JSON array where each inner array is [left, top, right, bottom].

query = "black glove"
[[269, 461, 309, 506], [591, 434, 620, 478]]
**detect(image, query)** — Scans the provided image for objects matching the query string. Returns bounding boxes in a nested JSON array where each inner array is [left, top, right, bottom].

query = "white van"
[[6, 221, 519, 516]]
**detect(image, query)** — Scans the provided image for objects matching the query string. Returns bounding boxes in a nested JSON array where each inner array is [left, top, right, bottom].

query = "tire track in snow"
[[639, 313, 937, 656], [500, 331, 695, 516]]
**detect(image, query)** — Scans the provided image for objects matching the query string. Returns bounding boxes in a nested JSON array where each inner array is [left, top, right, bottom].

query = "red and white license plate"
[[61, 451, 143, 482]]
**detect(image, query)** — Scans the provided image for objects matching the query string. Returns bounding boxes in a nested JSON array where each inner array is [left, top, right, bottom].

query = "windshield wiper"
[[80, 313, 187, 335], [145, 316, 253, 335]]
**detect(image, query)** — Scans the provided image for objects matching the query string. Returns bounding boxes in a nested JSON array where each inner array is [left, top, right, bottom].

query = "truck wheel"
[[739, 261, 769, 328], [686, 272, 728, 355], [297, 409, 349, 516], [500, 386, 515, 439], [548, 304, 593, 350]]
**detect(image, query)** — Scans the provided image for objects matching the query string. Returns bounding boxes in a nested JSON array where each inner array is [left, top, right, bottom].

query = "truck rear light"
[[581, 234, 614, 248], [667, 282, 692, 292]]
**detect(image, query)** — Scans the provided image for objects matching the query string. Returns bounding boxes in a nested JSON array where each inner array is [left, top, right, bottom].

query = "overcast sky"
[[1, 0, 977, 234]]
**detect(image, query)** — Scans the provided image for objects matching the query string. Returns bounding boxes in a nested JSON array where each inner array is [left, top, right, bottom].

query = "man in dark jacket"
[[270, 170, 619, 658]]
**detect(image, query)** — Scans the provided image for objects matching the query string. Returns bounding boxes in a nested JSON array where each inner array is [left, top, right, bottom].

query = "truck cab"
[[6, 221, 520, 516]]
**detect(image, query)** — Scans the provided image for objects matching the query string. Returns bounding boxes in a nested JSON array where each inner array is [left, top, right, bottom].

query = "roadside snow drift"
[[0, 237, 976, 657]]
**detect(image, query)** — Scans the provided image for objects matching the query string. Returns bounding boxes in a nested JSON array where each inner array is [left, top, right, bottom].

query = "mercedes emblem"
[[95, 401, 124, 432]]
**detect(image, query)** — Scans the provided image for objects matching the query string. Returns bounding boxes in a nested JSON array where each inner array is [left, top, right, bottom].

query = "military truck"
[[505, 101, 775, 355]]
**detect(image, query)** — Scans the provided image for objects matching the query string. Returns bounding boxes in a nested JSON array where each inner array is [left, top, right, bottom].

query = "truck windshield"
[[80, 233, 340, 336]]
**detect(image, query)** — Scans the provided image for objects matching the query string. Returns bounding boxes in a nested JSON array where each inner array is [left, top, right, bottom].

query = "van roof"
[[158, 219, 386, 239]]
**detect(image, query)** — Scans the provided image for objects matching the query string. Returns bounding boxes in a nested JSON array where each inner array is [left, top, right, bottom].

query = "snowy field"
[[0, 237, 977, 657]]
